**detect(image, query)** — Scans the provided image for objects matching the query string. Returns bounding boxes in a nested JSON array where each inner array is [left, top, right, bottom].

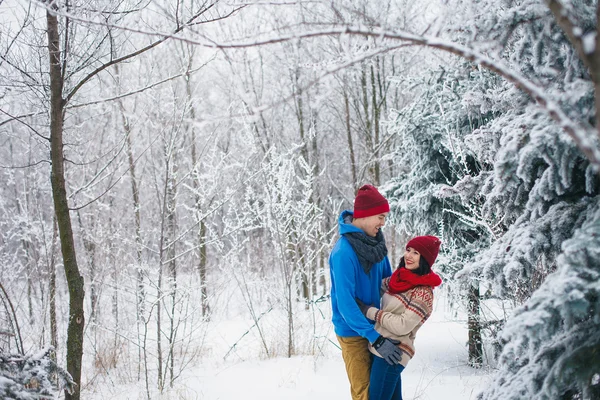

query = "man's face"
[[361, 212, 388, 237]]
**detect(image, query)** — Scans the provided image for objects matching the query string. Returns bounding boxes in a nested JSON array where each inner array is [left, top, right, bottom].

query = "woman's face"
[[403, 247, 421, 270]]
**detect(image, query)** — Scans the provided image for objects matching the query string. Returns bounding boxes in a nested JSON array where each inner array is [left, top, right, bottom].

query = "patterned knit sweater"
[[366, 277, 434, 367]]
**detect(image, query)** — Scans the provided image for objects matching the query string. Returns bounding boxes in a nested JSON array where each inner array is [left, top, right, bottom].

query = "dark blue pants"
[[369, 355, 405, 400]]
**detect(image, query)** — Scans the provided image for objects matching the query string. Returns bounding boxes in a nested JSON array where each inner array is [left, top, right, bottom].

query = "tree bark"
[[49, 218, 58, 352], [468, 282, 483, 367], [167, 164, 177, 388], [343, 88, 357, 189], [115, 74, 146, 379], [293, 67, 309, 164], [46, 9, 85, 400], [77, 212, 97, 327], [360, 64, 374, 183], [370, 63, 381, 186], [185, 64, 209, 317]]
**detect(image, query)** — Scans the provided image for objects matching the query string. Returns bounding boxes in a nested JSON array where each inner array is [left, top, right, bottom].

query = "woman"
[[357, 235, 442, 400]]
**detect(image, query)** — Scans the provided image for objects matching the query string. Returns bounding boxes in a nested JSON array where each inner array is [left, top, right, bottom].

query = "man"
[[330, 184, 403, 400]]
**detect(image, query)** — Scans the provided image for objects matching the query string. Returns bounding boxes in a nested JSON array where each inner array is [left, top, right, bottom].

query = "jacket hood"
[[338, 210, 364, 236]]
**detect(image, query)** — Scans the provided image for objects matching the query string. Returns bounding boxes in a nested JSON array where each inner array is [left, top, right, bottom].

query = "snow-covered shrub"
[[0, 347, 74, 399], [479, 205, 600, 399]]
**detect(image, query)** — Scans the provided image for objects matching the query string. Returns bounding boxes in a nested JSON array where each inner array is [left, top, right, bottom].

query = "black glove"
[[373, 335, 402, 366], [355, 298, 372, 317]]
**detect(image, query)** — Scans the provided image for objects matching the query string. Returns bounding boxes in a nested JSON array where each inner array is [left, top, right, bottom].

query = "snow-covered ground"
[[85, 291, 494, 400]]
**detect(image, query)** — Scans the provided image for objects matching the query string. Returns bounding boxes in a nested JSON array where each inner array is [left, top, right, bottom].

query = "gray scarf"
[[343, 229, 388, 275]]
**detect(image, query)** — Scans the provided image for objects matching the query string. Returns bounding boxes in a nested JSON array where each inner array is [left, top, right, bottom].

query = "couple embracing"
[[330, 184, 442, 400]]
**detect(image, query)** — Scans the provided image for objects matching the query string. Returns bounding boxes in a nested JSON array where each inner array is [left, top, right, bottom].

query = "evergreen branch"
[[545, 0, 600, 151]]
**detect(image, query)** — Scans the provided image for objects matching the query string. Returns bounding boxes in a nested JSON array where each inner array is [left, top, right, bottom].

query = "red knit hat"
[[353, 184, 390, 218], [406, 236, 441, 267]]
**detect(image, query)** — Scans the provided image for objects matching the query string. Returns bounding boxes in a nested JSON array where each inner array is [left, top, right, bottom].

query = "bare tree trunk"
[[291, 68, 313, 305], [297, 244, 310, 310], [47, 10, 85, 400], [310, 111, 321, 298], [468, 282, 483, 367], [78, 213, 97, 327], [15, 193, 36, 326], [156, 261, 163, 391], [198, 221, 208, 316], [157, 133, 178, 391], [294, 72, 310, 164], [370, 63, 381, 186], [319, 251, 327, 296], [167, 168, 177, 388], [360, 64, 375, 183], [27, 262, 34, 325], [125, 118, 145, 317], [287, 280, 294, 358], [344, 88, 357, 189], [116, 69, 145, 379], [116, 65, 145, 320], [389, 228, 397, 268], [185, 62, 209, 318], [107, 195, 119, 360], [49, 217, 58, 351]]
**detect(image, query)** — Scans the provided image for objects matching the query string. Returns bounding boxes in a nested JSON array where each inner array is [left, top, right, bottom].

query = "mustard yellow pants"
[[337, 335, 371, 400]]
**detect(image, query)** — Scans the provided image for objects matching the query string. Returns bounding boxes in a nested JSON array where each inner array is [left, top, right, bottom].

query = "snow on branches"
[[0, 347, 74, 399]]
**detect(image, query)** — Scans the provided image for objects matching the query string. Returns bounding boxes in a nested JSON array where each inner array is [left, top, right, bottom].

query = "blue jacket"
[[330, 210, 392, 344]]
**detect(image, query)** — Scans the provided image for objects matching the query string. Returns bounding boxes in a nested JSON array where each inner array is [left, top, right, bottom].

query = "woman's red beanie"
[[353, 184, 390, 218], [406, 236, 441, 267]]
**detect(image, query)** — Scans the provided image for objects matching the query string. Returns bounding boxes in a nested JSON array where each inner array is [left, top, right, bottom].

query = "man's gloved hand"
[[373, 335, 402, 366]]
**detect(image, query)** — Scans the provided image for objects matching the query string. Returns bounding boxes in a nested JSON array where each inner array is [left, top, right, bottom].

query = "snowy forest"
[[0, 0, 599, 399]]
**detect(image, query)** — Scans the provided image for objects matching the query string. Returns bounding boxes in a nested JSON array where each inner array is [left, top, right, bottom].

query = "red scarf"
[[388, 267, 442, 294]]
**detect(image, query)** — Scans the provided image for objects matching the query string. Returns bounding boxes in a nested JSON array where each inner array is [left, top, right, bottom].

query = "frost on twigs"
[[0, 347, 75, 399]]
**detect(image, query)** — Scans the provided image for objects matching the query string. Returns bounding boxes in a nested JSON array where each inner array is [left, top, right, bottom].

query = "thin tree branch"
[[68, 62, 209, 110], [0, 63, 209, 127], [61, 2, 222, 104], [67, 128, 161, 211], [204, 25, 600, 167], [0, 109, 49, 140], [0, 159, 51, 169]]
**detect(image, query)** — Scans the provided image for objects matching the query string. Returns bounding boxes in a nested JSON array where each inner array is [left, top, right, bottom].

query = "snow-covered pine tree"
[[382, 64, 503, 365], [443, 0, 599, 302], [384, 0, 600, 372], [452, 1, 600, 395], [478, 206, 600, 400], [386, 0, 600, 397], [0, 347, 74, 399]]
